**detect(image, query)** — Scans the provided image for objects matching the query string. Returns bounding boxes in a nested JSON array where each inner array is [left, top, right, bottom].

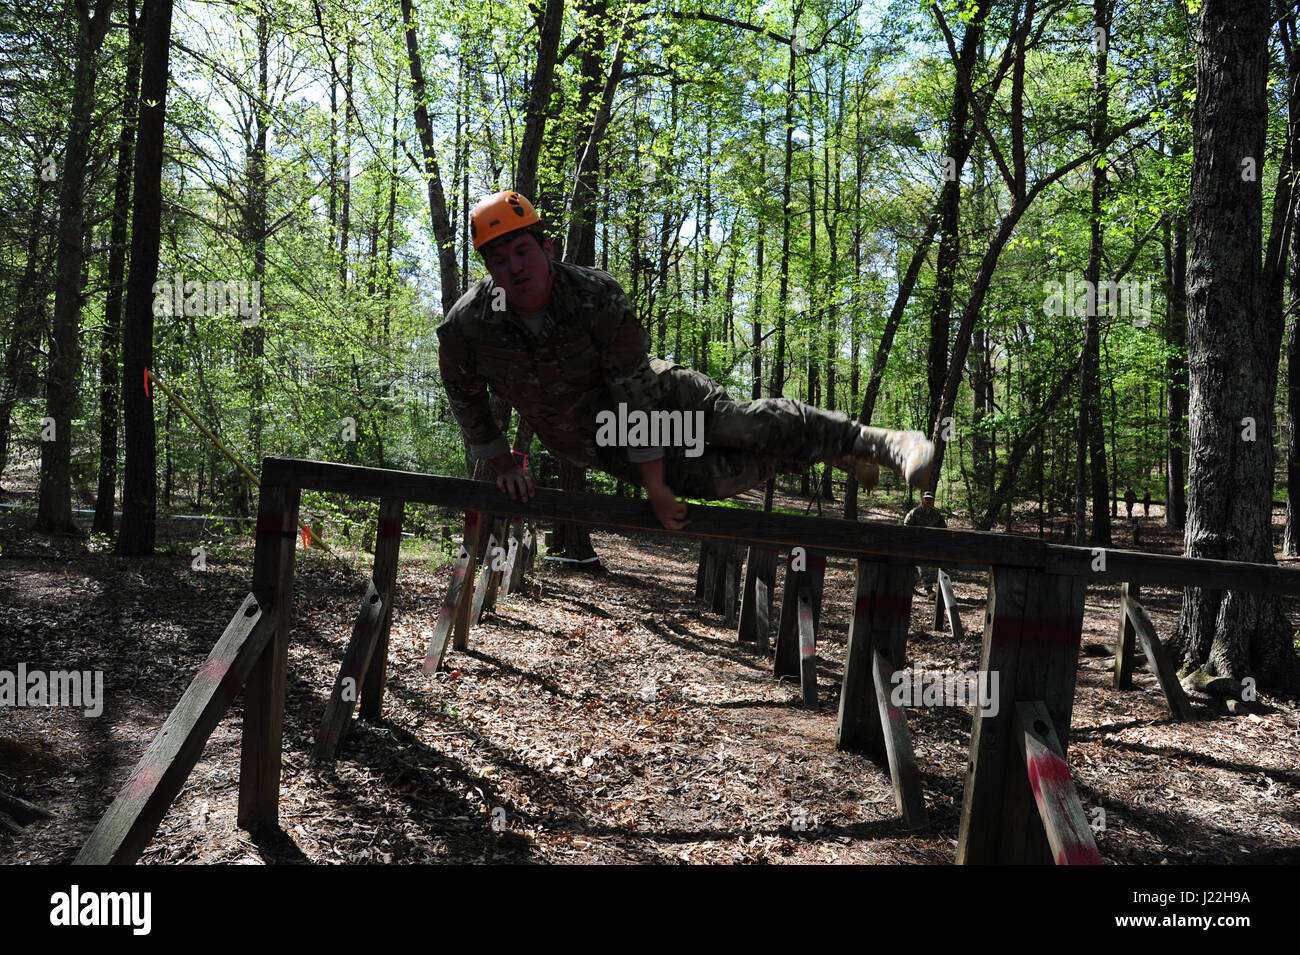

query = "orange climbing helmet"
[[470, 190, 542, 250]]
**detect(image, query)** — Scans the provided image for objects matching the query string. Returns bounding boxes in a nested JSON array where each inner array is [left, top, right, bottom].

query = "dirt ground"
[[2, 474, 1299, 865]]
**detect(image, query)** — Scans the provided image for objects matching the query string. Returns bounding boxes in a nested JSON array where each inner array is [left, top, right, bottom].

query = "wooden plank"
[[237, 483, 299, 832], [774, 556, 804, 681], [724, 545, 739, 627], [754, 576, 770, 653], [1016, 701, 1103, 865], [695, 541, 710, 599], [470, 532, 498, 626], [710, 543, 731, 614], [483, 516, 508, 612], [499, 530, 520, 596], [702, 542, 718, 607], [260, 457, 1300, 595], [957, 567, 1087, 864], [1125, 595, 1195, 721], [422, 542, 475, 674], [312, 580, 387, 762], [836, 561, 913, 753], [360, 498, 404, 721], [508, 523, 533, 592], [797, 586, 817, 706], [76, 594, 278, 864], [937, 570, 964, 641], [933, 578, 945, 630], [1113, 581, 1139, 690], [737, 547, 776, 645], [452, 511, 484, 651], [871, 647, 928, 828]]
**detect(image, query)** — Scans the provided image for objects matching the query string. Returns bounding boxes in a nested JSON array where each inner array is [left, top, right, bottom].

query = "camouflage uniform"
[[904, 502, 947, 590], [437, 260, 864, 498]]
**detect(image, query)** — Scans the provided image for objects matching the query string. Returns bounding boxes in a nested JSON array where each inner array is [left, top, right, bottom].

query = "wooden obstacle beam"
[[78, 457, 1300, 865], [260, 458, 1300, 594], [1115, 590, 1195, 721]]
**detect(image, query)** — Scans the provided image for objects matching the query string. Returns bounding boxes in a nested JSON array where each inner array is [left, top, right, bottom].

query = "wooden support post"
[[737, 547, 777, 645], [483, 516, 508, 612], [76, 595, 279, 864], [237, 483, 299, 833], [956, 567, 1086, 865], [710, 542, 733, 614], [754, 577, 771, 653], [1016, 701, 1102, 865], [452, 511, 483, 651], [422, 541, 475, 673], [1124, 595, 1195, 721], [871, 647, 928, 828], [695, 541, 710, 599], [702, 542, 718, 607], [774, 554, 805, 681], [724, 545, 739, 628], [837, 561, 913, 753], [360, 498, 404, 721], [508, 523, 533, 592], [936, 570, 964, 641], [797, 587, 817, 706], [1113, 581, 1139, 690], [313, 580, 387, 762], [499, 525, 521, 596]]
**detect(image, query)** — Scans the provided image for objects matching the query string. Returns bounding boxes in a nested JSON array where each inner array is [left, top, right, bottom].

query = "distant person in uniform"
[[1124, 487, 1137, 519], [437, 191, 935, 531], [1143, 489, 1151, 518], [904, 490, 947, 592]]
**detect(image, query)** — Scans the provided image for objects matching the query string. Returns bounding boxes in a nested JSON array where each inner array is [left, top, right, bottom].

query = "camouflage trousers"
[[595, 362, 862, 500]]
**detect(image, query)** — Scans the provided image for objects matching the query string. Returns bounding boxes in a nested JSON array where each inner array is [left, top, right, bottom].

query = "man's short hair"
[[479, 223, 547, 259]]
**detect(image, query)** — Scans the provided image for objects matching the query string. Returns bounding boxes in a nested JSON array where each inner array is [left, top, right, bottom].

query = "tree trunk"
[[117, 0, 174, 557], [400, 0, 459, 312], [36, 0, 116, 534], [93, 3, 142, 535], [1164, 214, 1189, 529], [1175, 0, 1296, 689]]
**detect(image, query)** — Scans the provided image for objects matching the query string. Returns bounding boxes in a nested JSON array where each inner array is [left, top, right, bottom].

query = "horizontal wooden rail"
[[262, 458, 1300, 595]]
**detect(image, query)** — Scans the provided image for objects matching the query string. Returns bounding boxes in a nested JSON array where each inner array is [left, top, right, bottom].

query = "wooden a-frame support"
[[956, 567, 1100, 864]]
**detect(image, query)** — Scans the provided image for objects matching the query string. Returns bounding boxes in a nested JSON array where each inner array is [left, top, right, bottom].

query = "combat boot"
[[828, 456, 880, 491], [851, 427, 934, 489]]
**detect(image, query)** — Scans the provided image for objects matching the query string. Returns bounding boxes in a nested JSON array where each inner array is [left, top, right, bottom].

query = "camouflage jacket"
[[904, 504, 947, 529], [436, 261, 665, 468]]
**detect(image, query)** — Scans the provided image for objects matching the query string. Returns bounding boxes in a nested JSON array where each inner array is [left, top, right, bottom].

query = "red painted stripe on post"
[[1026, 750, 1103, 865], [377, 516, 402, 539], [256, 513, 283, 537], [126, 767, 161, 799]]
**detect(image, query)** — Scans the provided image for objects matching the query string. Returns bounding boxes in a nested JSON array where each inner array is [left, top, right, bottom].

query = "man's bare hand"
[[496, 466, 535, 503], [647, 484, 690, 531]]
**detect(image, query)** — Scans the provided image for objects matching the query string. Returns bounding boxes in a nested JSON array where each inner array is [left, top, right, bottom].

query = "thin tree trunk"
[[36, 0, 116, 534], [93, 2, 142, 534]]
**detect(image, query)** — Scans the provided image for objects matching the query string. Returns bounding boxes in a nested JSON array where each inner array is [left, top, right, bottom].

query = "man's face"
[[923, 497, 934, 511], [483, 232, 555, 312]]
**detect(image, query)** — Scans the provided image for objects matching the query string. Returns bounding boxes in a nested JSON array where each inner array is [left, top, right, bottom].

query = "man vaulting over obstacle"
[[436, 191, 935, 531]]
